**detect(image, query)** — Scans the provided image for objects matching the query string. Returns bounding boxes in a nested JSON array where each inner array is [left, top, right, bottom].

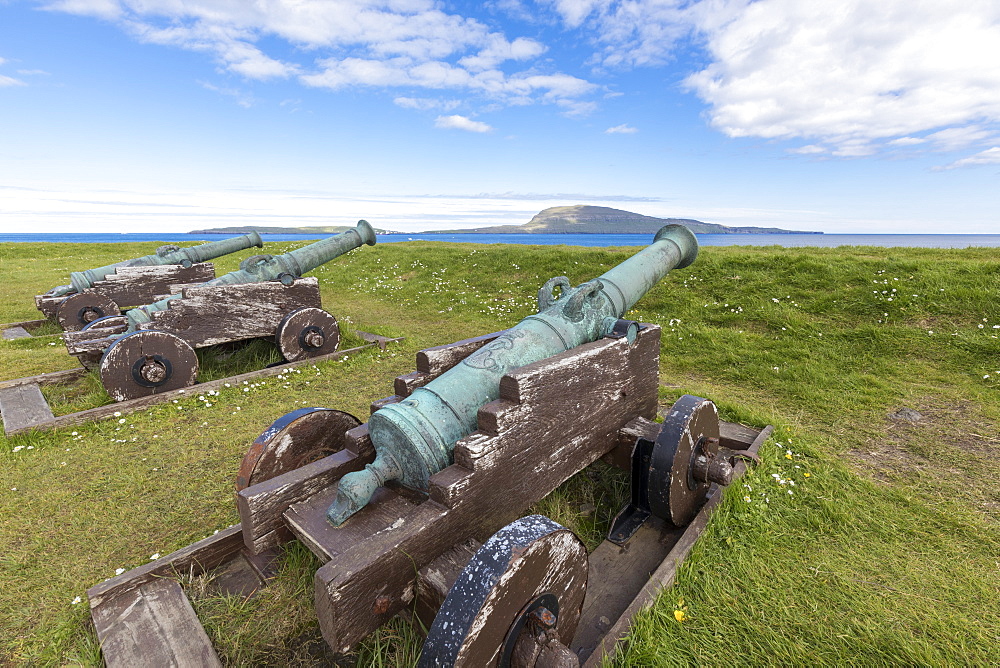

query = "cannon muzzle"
[[328, 224, 698, 525], [48, 232, 265, 297], [125, 221, 376, 331]]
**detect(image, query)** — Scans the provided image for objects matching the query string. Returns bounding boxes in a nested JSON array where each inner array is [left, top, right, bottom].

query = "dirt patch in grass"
[[848, 400, 1000, 517]]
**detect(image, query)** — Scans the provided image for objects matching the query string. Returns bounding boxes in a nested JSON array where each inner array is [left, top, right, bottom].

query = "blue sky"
[[1, 0, 998, 234]]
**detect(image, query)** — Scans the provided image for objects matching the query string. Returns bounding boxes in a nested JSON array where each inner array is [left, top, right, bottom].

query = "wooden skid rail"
[[1, 333, 402, 436], [86, 326, 771, 666], [1, 318, 50, 339], [87, 525, 281, 668]]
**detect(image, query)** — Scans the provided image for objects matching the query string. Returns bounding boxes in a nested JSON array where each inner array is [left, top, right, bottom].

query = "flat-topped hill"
[[426, 205, 817, 234]]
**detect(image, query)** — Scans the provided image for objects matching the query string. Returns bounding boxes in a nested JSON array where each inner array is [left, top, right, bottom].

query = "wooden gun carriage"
[[35, 233, 264, 331], [61, 222, 376, 401], [87, 324, 770, 666]]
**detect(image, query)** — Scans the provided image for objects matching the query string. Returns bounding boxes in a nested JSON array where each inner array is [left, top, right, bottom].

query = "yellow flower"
[[674, 609, 687, 622], [804, 472, 811, 477], [785, 453, 793, 460]]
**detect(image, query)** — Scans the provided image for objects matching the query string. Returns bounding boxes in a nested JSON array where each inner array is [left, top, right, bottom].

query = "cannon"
[[35, 232, 263, 331], [85, 223, 772, 664], [328, 224, 700, 525], [63, 221, 376, 401]]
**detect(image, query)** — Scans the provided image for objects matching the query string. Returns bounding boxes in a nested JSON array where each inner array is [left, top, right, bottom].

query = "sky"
[[1, 0, 998, 234]]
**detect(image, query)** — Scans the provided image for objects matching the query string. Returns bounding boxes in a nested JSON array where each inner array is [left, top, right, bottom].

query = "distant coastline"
[[188, 204, 822, 236], [189, 224, 394, 235]]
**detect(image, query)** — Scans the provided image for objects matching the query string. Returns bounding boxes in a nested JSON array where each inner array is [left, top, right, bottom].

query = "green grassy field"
[[0, 239, 997, 665]]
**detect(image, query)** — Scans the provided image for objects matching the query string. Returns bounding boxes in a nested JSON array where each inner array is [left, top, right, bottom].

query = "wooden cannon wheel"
[[56, 292, 119, 331], [420, 515, 588, 668], [99, 330, 199, 402], [649, 394, 722, 527], [275, 307, 340, 362], [236, 407, 362, 490]]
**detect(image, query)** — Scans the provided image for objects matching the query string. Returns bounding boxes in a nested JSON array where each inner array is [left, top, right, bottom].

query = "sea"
[[2, 232, 1000, 248]]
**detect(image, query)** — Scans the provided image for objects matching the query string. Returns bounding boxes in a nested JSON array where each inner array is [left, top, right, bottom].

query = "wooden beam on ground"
[[0, 384, 55, 435], [0, 368, 87, 391], [87, 525, 245, 609], [91, 578, 222, 668], [2, 326, 32, 340], [4, 340, 385, 436], [0, 318, 49, 332]]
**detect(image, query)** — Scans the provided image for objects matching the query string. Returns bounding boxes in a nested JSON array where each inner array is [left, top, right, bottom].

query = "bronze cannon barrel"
[[56, 232, 264, 297], [124, 221, 376, 331], [328, 223, 698, 525]]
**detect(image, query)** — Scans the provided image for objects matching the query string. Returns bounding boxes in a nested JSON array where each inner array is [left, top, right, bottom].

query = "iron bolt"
[[529, 607, 557, 630]]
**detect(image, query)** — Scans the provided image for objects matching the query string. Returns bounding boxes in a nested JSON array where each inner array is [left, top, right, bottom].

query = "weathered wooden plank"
[[34, 294, 63, 320], [370, 395, 401, 413], [0, 384, 55, 435], [392, 372, 425, 397], [312, 326, 662, 653], [571, 517, 681, 661], [719, 420, 763, 450], [92, 578, 221, 668], [6, 342, 379, 436], [1, 326, 32, 340], [139, 278, 322, 348], [92, 263, 216, 308], [456, 327, 659, 466], [285, 485, 418, 564], [577, 424, 772, 667], [0, 318, 49, 330], [415, 331, 503, 375], [202, 550, 275, 599], [86, 525, 244, 609], [0, 368, 88, 391], [237, 448, 374, 554], [64, 330, 122, 356]]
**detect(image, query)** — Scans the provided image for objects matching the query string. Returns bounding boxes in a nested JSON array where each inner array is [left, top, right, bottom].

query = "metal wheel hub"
[[132, 355, 171, 387], [299, 326, 325, 349]]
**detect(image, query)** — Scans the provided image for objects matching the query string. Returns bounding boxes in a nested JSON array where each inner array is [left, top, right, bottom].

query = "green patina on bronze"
[[44, 232, 266, 298], [327, 223, 699, 526], [124, 220, 376, 332]]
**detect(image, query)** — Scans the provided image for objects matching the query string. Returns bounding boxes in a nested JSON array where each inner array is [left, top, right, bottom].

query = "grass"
[[0, 239, 998, 665]]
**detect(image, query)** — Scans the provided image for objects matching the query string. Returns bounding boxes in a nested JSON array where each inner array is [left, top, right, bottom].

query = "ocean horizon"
[[2, 232, 1000, 248]]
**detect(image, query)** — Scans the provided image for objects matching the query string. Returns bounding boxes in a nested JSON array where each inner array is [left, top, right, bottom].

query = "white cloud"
[[46, 0, 596, 110], [547, 0, 693, 67], [940, 146, 1000, 170], [0, 74, 26, 87], [684, 0, 1000, 157], [458, 35, 546, 72], [42, 0, 122, 20], [788, 144, 825, 155], [548, 0, 604, 29], [605, 123, 637, 134], [435, 114, 493, 132], [394, 96, 461, 111]]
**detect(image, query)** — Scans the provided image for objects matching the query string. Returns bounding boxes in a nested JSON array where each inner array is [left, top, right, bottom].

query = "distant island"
[[422, 205, 820, 235], [189, 224, 395, 235], [189, 206, 820, 236]]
